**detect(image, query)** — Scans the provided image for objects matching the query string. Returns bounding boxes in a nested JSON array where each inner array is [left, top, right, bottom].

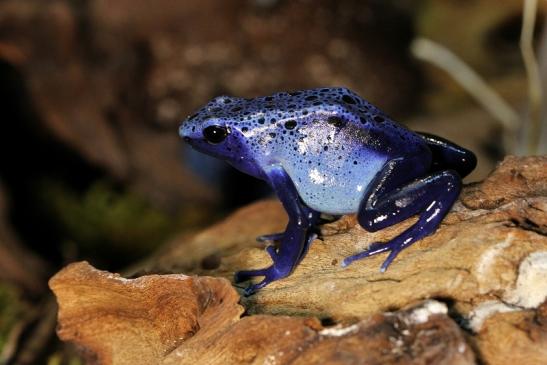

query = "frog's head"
[[179, 96, 244, 158], [179, 96, 265, 179]]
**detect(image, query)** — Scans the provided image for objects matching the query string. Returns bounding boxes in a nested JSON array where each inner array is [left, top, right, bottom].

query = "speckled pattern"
[[179, 87, 425, 214], [180, 87, 476, 295]]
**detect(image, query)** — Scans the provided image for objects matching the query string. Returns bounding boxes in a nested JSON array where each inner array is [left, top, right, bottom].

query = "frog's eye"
[[203, 125, 229, 144]]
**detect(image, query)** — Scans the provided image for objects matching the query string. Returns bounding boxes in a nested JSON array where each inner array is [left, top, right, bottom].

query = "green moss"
[[40, 180, 177, 265], [47, 353, 84, 365], [0, 284, 23, 350]]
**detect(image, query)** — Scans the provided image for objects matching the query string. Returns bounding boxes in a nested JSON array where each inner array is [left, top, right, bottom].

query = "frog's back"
[[247, 88, 428, 214], [189, 87, 429, 214]]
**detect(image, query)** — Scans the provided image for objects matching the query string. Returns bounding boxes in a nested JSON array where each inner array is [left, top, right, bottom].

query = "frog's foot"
[[256, 233, 284, 251], [257, 232, 284, 242], [258, 231, 318, 260], [237, 231, 319, 296], [265, 245, 278, 260], [234, 265, 291, 296], [341, 241, 396, 271], [234, 268, 268, 283]]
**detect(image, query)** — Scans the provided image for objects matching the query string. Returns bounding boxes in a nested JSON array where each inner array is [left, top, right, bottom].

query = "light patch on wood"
[[505, 251, 547, 308]]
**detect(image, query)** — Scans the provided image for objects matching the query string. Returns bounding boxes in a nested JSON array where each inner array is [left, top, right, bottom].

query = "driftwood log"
[[50, 156, 547, 365]]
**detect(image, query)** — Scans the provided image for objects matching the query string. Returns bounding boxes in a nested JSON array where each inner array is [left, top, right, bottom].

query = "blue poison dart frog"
[[179, 87, 476, 295]]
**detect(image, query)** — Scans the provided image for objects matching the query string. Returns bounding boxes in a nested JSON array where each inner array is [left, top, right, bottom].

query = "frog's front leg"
[[342, 157, 461, 271], [234, 166, 320, 295]]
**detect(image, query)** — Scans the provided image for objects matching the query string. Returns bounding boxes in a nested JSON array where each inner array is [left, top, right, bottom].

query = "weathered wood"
[[50, 262, 475, 365], [51, 156, 547, 364]]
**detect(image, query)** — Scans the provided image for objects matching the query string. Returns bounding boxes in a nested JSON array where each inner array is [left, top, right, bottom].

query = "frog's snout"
[[179, 123, 192, 139], [179, 122, 202, 147]]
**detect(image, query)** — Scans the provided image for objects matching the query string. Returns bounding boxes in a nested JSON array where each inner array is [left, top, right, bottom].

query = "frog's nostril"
[[183, 136, 191, 143]]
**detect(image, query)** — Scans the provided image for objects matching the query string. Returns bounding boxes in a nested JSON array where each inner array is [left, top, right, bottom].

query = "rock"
[[50, 262, 474, 365]]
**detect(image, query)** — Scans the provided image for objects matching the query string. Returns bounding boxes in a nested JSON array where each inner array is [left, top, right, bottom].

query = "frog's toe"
[[266, 245, 278, 260], [257, 232, 285, 242], [234, 269, 268, 283], [379, 247, 403, 273], [235, 264, 291, 295], [243, 280, 269, 296], [341, 242, 392, 268]]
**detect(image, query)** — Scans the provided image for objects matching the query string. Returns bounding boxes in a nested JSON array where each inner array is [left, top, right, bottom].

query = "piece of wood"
[[50, 262, 474, 365], [51, 156, 547, 364], [50, 262, 243, 365], [141, 156, 547, 364]]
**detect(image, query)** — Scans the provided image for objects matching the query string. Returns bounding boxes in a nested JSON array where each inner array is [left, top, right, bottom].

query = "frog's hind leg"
[[342, 157, 461, 271], [417, 132, 477, 178]]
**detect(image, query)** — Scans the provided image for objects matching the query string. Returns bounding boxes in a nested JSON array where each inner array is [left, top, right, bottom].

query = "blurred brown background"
[[0, 0, 545, 363]]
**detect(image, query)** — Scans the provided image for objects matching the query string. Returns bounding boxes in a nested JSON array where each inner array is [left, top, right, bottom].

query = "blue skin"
[[179, 87, 476, 295]]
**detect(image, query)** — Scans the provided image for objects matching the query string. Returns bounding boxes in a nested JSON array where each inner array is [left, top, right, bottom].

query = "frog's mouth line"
[[183, 137, 232, 162]]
